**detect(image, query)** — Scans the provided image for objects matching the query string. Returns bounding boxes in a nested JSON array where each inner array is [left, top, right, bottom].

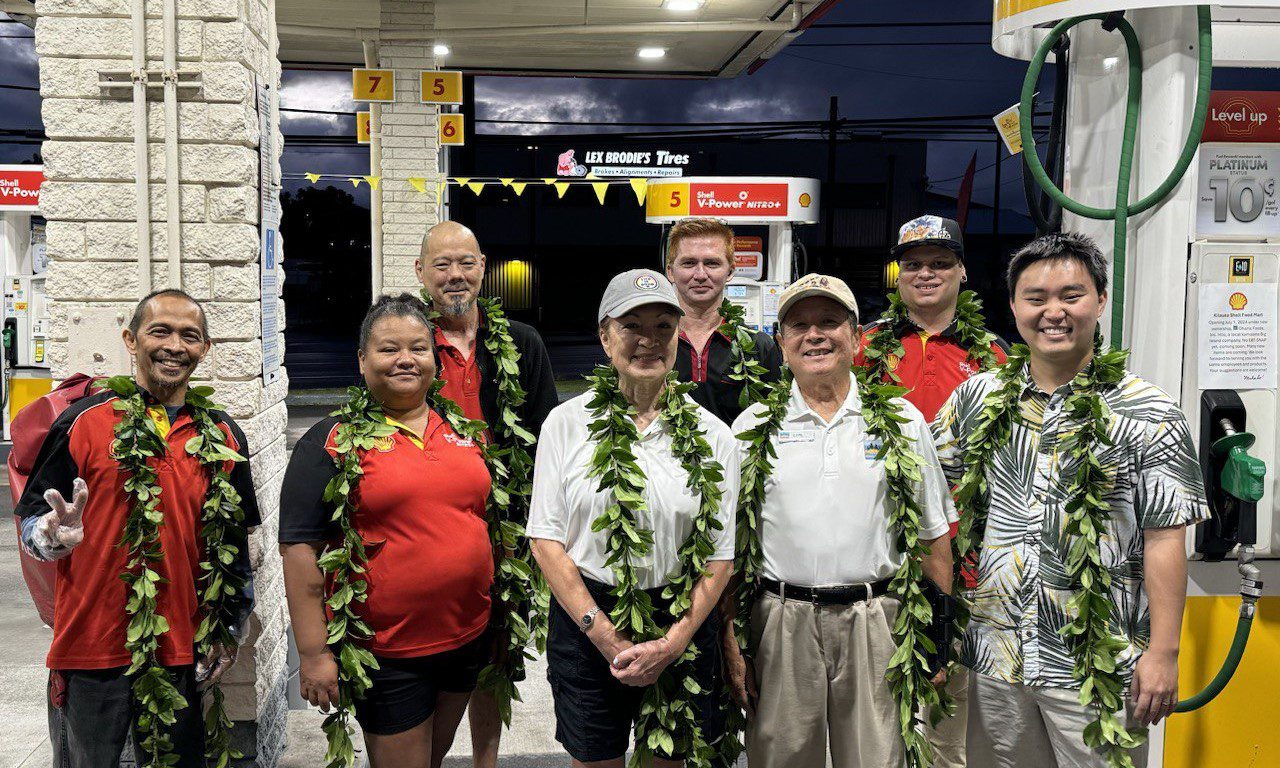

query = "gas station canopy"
[[276, 0, 833, 77]]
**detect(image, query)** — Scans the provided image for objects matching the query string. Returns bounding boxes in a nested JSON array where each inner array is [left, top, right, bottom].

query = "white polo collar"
[[785, 371, 862, 427]]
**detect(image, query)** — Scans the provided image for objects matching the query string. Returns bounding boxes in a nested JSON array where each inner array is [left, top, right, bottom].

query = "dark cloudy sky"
[[4, 1, 1279, 211]]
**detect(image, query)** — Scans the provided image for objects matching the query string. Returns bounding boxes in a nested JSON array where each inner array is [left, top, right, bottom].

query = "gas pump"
[[644, 176, 820, 331], [1, 164, 51, 442], [993, 3, 1280, 764]]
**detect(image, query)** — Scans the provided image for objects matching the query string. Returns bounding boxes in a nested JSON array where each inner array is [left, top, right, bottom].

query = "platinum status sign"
[[1197, 144, 1280, 239]]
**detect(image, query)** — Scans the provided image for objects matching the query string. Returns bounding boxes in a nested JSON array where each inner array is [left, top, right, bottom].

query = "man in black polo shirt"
[[666, 218, 783, 425]]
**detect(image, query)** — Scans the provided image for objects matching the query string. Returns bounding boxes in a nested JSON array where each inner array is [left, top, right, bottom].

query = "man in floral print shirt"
[[932, 233, 1209, 768]]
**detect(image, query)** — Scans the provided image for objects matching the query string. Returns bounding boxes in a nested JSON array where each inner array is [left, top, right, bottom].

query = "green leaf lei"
[[724, 365, 949, 768], [862, 290, 1000, 387], [315, 387, 395, 768], [107, 376, 248, 768], [420, 293, 542, 725], [713, 299, 784, 766], [951, 337, 1141, 767], [585, 366, 725, 768]]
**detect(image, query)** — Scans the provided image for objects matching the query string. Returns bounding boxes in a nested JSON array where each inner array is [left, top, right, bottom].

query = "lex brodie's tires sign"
[[1197, 144, 1280, 239]]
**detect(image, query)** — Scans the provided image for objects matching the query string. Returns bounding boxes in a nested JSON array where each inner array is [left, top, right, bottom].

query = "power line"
[[778, 51, 1011, 84], [0, 82, 38, 91]]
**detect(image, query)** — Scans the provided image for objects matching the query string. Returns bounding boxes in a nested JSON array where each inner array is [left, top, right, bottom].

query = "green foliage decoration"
[[107, 376, 248, 768]]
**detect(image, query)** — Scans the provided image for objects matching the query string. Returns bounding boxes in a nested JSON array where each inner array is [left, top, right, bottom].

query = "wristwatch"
[[578, 606, 600, 633]]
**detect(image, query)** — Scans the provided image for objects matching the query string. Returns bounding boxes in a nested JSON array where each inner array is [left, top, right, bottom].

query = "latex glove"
[[197, 643, 239, 689], [31, 478, 88, 559]]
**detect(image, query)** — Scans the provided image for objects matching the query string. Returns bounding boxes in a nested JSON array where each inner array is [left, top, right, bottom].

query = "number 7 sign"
[[352, 68, 395, 102]]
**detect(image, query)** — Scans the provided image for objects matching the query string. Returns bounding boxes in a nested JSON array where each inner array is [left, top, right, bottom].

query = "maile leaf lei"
[[585, 366, 725, 768], [862, 290, 1000, 387], [421, 293, 542, 725], [315, 386, 395, 768], [727, 367, 949, 768], [107, 376, 248, 768], [952, 338, 1140, 767]]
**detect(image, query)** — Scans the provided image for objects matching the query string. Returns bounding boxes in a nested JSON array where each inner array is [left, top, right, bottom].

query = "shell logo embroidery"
[[373, 435, 396, 452], [886, 353, 901, 372]]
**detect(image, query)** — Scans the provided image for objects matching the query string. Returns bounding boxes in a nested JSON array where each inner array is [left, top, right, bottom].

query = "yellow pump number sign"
[[439, 113, 465, 146], [352, 68, 395, 102], [356, 112, 371, 144], [421, 71, 463, 105]]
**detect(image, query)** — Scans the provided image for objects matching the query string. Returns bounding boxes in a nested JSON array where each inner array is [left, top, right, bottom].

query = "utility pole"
[[992, 134, 1002, 254], [825, 95, 838, 248]]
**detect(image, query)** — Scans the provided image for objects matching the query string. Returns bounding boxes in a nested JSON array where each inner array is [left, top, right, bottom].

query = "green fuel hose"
[[1017, 5, 1258, 714], [1017, 5, 1213, 344]]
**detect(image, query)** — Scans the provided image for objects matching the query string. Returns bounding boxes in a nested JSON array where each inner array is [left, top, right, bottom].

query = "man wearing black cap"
[[857, 215, 1008, 768]]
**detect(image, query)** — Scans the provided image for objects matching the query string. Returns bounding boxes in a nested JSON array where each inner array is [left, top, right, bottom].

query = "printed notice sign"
[[1198, 282, 1277, 390]]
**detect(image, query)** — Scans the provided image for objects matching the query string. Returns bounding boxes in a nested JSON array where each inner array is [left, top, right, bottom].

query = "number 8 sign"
[[352, 68, 395, 102]]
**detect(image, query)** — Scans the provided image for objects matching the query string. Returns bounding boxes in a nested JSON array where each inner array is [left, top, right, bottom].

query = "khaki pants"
[[924, 659, 968, 768], [967, 672, 1150, 768], [746, 593, 903, 768]]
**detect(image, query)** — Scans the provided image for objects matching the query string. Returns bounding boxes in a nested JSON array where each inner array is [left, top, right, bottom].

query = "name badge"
[[778, 430, 817, 445], [864, 436, 885, 461]]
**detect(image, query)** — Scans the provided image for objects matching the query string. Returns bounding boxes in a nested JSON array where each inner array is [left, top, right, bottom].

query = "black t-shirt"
[[674, 327, 784, 426]]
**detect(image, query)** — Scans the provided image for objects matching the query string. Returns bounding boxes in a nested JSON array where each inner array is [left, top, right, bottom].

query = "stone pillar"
[[35, 0, 289, 765], [377, 0, 443, 295]]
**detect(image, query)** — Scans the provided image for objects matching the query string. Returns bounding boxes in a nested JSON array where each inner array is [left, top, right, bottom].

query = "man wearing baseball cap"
[[724, 273, 956, 768], [858, 219, 1009, 766]]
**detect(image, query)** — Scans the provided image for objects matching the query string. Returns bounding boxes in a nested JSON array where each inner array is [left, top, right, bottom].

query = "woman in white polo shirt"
[[529, 268, 739, 768], [725, 273, 956, 768]]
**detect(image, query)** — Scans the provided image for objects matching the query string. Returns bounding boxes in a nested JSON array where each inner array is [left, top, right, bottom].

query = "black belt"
[[759, 578, 892, 605]]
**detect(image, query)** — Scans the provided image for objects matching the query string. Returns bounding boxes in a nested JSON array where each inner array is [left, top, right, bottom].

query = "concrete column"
[[34, 0, 290, 764], [377, 0, 443, 296]]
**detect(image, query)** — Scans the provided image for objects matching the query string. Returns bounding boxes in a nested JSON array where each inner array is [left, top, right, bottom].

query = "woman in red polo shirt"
[[280, 293, 493, 768]]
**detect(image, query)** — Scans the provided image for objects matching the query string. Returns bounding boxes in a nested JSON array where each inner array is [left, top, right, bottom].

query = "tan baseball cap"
[[777, 273, 859, 324]]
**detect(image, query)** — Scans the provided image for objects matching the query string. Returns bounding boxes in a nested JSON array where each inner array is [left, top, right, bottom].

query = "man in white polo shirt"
[[726, 273, 957, 768]]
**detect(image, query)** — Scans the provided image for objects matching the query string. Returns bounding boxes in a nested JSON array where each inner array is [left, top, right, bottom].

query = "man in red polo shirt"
[[15, 289, 259, 767], [858, 215, 1008, 768], [416, 220, 559, 768], [667, 218, 783, 426]]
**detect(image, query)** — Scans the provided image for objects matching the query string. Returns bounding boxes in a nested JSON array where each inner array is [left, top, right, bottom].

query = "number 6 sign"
[[439, 113, 465, 146], [352, 68, 395, 102]]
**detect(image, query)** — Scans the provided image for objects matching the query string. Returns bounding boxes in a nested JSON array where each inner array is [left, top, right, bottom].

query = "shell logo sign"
[[1229, 292, 1249, 311]]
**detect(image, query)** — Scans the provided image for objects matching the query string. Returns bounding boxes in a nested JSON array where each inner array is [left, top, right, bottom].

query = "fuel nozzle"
[[1212, 418, 1267, 504]]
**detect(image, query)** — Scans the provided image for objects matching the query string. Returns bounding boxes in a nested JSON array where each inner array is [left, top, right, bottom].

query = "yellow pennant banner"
[[542, 178, 557, 186], [363, 175, 381, 190], [510, 181, 527, 196], [465, 181, 485, 196], [592, 182, 609, 205], [408, 177, 427, 194], [629, 178, 649, 205], [437, 181, 447, 200], [348, 177, 364, 188], [553, 181, 569, 199], [452, 177, 470, 187], [499, 178, 514, 187], [305, 172, 322, 183]]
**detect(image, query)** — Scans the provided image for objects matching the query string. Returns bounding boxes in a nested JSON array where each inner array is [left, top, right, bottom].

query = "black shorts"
[[352, 631, 489, 736], [546, 576, 726, 763]]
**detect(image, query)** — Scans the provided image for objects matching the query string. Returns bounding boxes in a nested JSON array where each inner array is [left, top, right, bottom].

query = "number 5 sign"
[[439, 113, 465, 146], [352, 68, 395, 102], [421, 71, 463, 105]]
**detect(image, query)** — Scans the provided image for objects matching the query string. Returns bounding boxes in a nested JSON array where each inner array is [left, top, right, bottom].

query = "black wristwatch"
[[578, 606, 600, 633]]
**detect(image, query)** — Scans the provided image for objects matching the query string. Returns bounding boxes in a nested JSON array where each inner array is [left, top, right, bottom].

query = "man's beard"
[[440, 294, 476, 317]]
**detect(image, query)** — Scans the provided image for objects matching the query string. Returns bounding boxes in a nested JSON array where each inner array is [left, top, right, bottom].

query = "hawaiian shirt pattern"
[[932, 368, 1209, 689]]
